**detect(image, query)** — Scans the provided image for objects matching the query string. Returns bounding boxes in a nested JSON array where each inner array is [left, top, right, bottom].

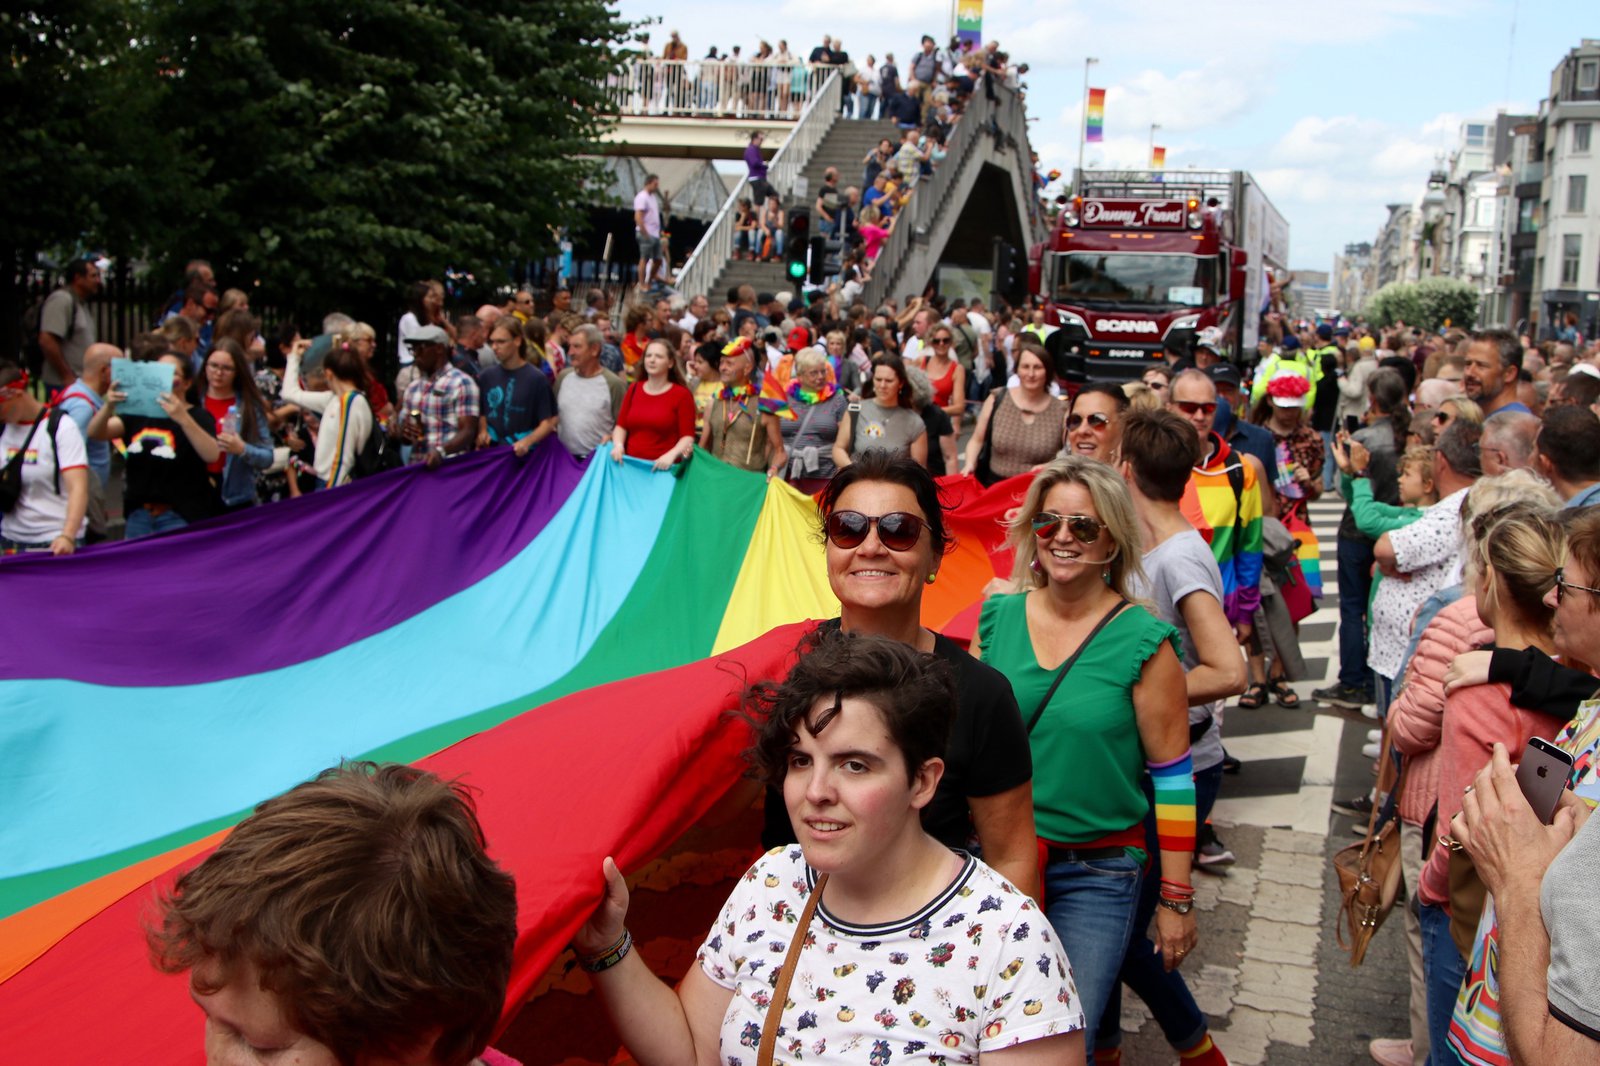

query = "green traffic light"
[[787, 261, 806, 279]]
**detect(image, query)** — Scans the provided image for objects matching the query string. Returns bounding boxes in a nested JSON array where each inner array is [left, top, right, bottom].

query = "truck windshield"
[[1056, 253, 1216, 310]]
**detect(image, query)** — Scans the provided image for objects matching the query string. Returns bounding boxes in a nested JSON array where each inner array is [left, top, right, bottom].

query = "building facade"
[[1537, 40, 1600, 340]]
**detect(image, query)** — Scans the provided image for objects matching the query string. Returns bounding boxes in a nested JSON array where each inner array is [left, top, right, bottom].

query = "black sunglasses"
[[1031, 512, 1105, 544], [1554, 567, 1600, 604], [1066, 412, 1111, 431], [930, 336, 953, 345], [825, 510, 927, 552]]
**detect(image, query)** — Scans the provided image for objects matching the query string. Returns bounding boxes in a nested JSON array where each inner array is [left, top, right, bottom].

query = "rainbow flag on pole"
[[0, 445, 1034, 1061], [1086, 87, 1105, 142], [1152, 145, 1166, 169]]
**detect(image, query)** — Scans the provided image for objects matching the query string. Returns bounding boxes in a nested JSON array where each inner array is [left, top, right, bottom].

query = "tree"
[[2, 2, 185, 353], [1365, 281, 1424, 330], [1413, 276, 1479, 332], [148, 0, 635, 333]]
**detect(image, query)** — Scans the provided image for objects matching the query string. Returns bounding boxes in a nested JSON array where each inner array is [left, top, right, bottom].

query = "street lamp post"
[[1076, 56, 1098, 193]]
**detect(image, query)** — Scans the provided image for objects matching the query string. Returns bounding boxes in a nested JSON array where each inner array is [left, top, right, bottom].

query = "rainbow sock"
[[1179, 1034, 1227, 1065]]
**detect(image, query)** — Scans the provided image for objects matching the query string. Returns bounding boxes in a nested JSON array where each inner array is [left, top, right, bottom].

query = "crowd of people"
[[619, 30, 1028, 124], [13, 242, 1600, 1066]]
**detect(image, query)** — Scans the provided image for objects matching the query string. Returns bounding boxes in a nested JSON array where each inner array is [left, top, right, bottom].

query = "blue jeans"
[[124, 506, 189, 540], [1043, 850, 1144, 1055], [1375, 672, 1395, 722], [1097, 765, 1223, 1052], [1419, 900, 1467, 1066], [1337, 536, 1376, 692], [1321, 431, 1338, 491]]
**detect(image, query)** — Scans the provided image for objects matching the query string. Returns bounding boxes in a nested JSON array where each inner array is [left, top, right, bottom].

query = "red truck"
[[1033, 169, 1289, 382]]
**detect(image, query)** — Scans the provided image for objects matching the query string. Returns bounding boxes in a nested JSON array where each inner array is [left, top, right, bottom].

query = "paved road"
[[1112, 494, 1412, 1064]]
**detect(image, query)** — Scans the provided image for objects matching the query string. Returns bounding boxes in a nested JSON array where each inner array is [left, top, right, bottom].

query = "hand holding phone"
[[1515, 737, 1574, 825]]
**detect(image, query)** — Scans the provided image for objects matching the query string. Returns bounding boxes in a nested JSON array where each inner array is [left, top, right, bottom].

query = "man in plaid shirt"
[[399, 325, 480, 468]]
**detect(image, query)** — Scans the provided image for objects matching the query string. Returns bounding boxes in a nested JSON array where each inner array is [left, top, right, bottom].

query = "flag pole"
[[1149, 123, 1161, 167], [1077, 56, 1097, 193]]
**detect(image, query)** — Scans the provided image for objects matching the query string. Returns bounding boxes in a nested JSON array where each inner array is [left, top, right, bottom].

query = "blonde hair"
[[1008, 456, 1145, 598], [1399, 445, 1436, 482], [1121, 381, 1161, 412], [1467, 504, 1564, 628], [1440, 394, 1484, 426], [1462, 469, 1560, 527], [345, 321, 377, 343], [793, 346, 829, 373]]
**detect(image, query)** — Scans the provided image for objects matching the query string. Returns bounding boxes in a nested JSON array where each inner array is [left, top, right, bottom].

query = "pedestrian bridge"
[[597, 60, 1045, 305]]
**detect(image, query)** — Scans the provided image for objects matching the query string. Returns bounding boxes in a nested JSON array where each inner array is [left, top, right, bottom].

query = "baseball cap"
[[1280, 334, 1301, 351], [404, 324, 451, 347], [1207, 364, 1242, 388], [1316, 323, 1334, 340]]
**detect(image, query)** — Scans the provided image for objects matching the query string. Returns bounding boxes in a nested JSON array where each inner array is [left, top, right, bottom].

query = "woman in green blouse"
[[974, 455, 1197, 1056]]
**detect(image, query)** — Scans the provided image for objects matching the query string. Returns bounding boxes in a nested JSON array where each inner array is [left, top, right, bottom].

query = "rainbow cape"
[[0, 443, 1032, 1061]]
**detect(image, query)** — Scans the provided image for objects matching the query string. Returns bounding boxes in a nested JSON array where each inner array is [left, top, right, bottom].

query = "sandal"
[[1238, 682, 1268, 709], [1270, 679, 1301, 708]]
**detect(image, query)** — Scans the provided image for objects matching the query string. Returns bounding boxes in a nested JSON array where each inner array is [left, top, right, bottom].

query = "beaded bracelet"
[[577, 929, 633, 974]]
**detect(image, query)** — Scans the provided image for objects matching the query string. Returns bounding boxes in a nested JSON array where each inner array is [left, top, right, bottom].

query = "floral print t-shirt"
[[696, 847, 1083, 1065]]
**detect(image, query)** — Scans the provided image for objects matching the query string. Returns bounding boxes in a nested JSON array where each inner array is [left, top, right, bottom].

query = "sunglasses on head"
[[825, 510, 927, 552], [1173, 400, 1218, 416], [1031, 512, 1105, 543], [1066, 412, 1111, 431]]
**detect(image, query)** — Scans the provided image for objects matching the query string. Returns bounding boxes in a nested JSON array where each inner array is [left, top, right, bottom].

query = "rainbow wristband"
[[1148, 750, 1197, 855]]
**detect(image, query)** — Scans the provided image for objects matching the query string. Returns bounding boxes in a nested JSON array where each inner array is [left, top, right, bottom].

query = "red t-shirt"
[[618, 381, 696, 460], [202, 393, 235, 473]]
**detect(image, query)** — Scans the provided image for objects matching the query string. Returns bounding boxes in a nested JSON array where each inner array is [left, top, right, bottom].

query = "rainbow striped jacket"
[[1179, 433, 1264, 625]]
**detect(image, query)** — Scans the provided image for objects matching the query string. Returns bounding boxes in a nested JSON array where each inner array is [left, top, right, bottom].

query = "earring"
[[1028, 557, 1042, 574], [925, 572, 937, 585], [1103, 565, 1111, 584]]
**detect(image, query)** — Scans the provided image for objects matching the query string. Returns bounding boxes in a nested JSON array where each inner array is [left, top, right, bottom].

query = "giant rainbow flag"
[[0, 442, 1028, 1060]]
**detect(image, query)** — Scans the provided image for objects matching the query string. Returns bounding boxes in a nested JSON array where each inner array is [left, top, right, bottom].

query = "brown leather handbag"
[[1335, 732, 1404, 966]]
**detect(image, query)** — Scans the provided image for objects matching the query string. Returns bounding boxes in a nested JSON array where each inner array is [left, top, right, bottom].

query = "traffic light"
[[992, 238, 1026, 303], [785, 207, 810, 281], [808, 235, 843, 286]]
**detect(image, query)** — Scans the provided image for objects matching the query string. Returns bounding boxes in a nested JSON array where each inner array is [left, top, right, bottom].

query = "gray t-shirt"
[[556, 371, 614, 457], [1542, 804, 1600, 1040], [1132, 529, 1227, 771], [39, 288, 95, 386], [849, 398, 925, 459]]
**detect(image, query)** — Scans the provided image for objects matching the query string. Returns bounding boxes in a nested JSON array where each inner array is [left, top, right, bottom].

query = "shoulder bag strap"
[[758, 872, 828, 1066], [1024, 598, 1128, 734]]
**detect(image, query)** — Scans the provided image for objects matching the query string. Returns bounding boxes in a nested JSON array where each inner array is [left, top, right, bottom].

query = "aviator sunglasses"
[[1066, 412, 1111, 431], [1031, 512, 1105, 543], [825, 510, 928, 552]]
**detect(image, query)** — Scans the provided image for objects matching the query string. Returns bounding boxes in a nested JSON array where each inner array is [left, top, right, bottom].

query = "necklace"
[[787, 379, 837, 406]]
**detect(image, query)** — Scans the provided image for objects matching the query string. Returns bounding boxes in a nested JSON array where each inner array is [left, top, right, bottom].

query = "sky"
[[616, 0, 1595, 273]]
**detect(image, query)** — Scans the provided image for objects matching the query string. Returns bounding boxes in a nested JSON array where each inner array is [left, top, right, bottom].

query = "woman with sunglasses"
[[831, 353, 928, 470], [1062, 383, 1131, 464], [922, 324, 967, 468], [759, 450, 1041, 901], [974, 456, 1196, 1058], [582, 630, 1086, 1066], [960, 343, 1066, 485]]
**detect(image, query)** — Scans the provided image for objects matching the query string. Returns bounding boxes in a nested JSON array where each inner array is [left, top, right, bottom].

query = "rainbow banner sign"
[[1086, 87, 1106, 142], [956, 0, 983, 46], [1152, 146, 1166, 169], [0, 442, 1037, 1061]]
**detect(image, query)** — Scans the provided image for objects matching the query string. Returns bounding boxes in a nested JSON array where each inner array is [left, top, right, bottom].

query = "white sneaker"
[[1362, 741, 1381, 758], [1368, 1037, 1413, 1066], [1367, 728, 1381, 742], [1361, 703, 1381, 720]]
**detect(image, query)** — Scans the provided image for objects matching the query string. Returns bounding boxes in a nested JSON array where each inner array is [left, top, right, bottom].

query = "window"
[[1579, 59, 1599, 92], [1563, 235, 1582, 286], [1569, 175, 1588, 214], [1465, 123, 1487, 148], [1519, 198, 1536, 234], [1576, 123, 1593, 153]]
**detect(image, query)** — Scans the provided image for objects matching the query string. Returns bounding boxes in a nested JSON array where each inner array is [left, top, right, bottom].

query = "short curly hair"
[[147, 762, 517, 1066], [745, 629, 957, 787]]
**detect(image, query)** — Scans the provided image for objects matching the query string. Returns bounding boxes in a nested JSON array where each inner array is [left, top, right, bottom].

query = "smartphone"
[[1515, 737, 1574, 825], [1343, 415, 1361, 436]]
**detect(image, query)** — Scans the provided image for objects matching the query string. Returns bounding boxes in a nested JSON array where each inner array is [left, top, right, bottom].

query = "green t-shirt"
[[978, 592, 1179, 844]]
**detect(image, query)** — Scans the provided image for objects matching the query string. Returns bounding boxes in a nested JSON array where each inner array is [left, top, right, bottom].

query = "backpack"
[[351, 404, 402, 479], [0, 408, 64, 513]]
